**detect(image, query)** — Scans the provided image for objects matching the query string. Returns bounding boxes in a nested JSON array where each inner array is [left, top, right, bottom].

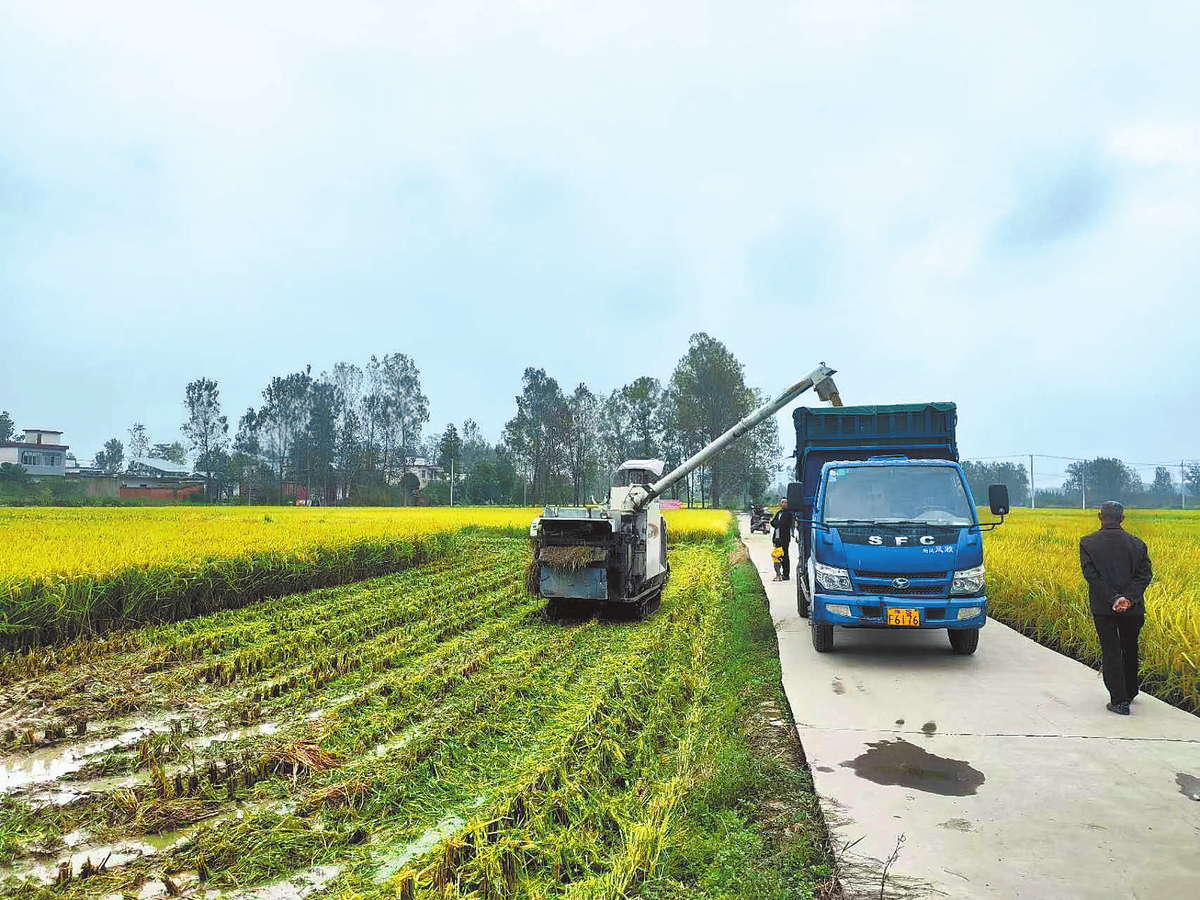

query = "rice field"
[[984, 507, 1200, 712], [0, 507, 730, 651], [0, 518, 834, 900]]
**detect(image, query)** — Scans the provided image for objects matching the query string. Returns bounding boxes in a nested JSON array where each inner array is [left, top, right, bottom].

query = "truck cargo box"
[[792, 402, 958, 531]]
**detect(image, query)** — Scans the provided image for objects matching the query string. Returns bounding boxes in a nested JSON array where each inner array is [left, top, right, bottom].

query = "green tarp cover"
[[795, 402, 956, 416]]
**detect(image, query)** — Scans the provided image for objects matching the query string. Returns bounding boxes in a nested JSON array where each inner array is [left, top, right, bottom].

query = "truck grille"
[[865, 584, 946, 597], [854, 570, 948, 580]]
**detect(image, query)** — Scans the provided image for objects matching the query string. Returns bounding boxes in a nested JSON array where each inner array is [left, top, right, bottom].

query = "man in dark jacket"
[[770, 498, 794, 581], [1079, 501, 1153, 715]]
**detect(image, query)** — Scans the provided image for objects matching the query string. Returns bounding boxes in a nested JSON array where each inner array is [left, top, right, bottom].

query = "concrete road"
[[740, 519, 1200, 899]]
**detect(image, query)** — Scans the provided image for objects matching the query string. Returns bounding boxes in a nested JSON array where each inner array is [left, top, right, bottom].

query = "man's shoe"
[[1106, 701, 1131, 716]]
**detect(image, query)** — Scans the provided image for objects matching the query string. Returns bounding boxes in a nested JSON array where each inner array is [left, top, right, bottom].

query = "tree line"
[[962, 458, 1200, 509], [65, 332, 781, 506]]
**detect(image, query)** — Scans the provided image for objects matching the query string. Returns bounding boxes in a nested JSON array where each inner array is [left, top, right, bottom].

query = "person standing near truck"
[[771, 497, 794, 581], [1079, 501, 1153, 716]]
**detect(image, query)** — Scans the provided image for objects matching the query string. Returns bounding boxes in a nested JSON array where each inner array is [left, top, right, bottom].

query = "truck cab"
[[787, 404, 1008, 654]]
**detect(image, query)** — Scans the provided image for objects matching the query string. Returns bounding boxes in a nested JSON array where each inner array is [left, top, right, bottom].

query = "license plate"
[[887, 607, 920, 627]]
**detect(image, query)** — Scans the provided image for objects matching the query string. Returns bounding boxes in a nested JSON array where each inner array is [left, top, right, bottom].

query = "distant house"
[[120, 457, 205, 500], [407, 458, 444, 490], [0, 428, 69, 477]]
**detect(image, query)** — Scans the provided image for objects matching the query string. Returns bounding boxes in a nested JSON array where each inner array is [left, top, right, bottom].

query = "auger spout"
[[626, 363, 841, 512]]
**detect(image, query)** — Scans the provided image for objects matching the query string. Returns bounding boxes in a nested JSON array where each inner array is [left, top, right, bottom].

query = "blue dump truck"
[[786, 403, 1010, 655]]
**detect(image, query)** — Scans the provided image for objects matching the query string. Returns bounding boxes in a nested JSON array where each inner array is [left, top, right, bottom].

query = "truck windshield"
[[823, 465, 974, 526]]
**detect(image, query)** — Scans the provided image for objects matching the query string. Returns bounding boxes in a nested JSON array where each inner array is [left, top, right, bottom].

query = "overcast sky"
[[3, 1, 1198, 490]]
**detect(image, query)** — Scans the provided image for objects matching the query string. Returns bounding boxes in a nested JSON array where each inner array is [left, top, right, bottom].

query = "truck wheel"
[[948, 629, 979, 655], [811, 621, 834, 653], [796, 575, 810, 618]]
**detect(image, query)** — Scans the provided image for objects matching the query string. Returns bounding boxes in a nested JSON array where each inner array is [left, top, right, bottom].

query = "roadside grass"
[[639, 553, 839, 900]]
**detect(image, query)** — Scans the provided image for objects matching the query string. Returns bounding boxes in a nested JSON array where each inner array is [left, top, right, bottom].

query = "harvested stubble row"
[[983, 508, 1200, 712], [0, 528, 739, 900]]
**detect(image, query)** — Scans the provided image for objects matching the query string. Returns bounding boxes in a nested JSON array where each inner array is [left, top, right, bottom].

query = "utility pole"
[[450, 459, 454, 507], [1082, 472, 1086, 510], [1029, 454, 1035, 509], [1184, 461, 1188, 510]]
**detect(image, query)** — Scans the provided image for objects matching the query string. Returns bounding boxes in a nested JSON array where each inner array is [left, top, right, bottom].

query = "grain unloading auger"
[[529, 363, 843, 617]]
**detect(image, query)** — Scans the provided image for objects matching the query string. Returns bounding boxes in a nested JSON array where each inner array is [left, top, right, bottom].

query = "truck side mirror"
[[988, 484, 1010, 517], [787, 481, 805, 511]]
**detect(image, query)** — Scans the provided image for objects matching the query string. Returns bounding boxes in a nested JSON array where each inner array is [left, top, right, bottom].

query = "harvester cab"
[[529, 363, 842, 617]]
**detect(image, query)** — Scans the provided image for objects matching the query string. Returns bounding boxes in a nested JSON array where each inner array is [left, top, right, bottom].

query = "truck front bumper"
[[811, 592, 987, 629]]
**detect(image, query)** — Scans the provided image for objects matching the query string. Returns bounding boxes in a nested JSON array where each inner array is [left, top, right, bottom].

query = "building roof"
[[129, 457, 193, 475], [24, 428, 64, 434], [1, 440, 70, 450]]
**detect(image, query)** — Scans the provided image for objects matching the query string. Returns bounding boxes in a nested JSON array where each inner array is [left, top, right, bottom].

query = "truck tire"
[[811, 621, 834, 653], [796, 574, 810, 618], [948, 628, 979, 655]]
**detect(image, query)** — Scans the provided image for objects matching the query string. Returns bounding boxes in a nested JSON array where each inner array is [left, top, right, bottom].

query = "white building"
[[0, 428, 69, 477]]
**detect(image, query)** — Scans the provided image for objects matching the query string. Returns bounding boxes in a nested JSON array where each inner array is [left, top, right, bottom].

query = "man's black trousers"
[[1092, 612, 1144, 705], [778, 542, 790, 579]]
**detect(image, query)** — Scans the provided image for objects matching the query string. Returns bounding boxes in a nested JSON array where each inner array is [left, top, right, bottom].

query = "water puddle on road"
[[1177, 772, 1200, 801], [841, 739, 985, 797]]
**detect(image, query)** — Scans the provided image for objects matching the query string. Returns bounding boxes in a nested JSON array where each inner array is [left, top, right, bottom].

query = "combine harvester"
[[529, 363, 843, 617]]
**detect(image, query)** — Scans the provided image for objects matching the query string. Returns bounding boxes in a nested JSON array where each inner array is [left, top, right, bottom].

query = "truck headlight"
[[957, 606, 982, 620], [951, 565, 985, 595], [814, 562, 852, 593], [826, 603, 853, 617]]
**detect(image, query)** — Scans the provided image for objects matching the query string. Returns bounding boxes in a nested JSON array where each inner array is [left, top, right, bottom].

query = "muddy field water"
[[0, 536, 731, 900]]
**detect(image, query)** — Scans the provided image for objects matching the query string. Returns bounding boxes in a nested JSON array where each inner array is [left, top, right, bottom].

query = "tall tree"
[[618, 376, 664, 459], [299, 380, 339, 504], [149, 441, 188, 464], [437, 423, 463, 474], [0, 411, 15, 443], [504, 368, 570, 504], [258, 368, 314, 500], [668, 333, 756, 507], [233, 407, 262, 502], [95, 437, 125, 474], [330, 362, 365, 500], [379, 353, 430, 498], [1185, 462, 1200, 506], [567, 384, 601, 505], [128, 422, 150, 461], [1150, 466, 1176, 506], [1064, 457, 1141, 505], [182, 378, 230, 500], [460, 419, 490, 472], [599, 391, 633, 474]]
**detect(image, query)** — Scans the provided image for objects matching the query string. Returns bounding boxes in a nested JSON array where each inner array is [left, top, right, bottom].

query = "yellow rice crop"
[[0, 507, 538, 650], [0, 506, 731, 651], [0, 507, 540, 580], [984, 508, 1200, 711], [661, 508, 734, 543]]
